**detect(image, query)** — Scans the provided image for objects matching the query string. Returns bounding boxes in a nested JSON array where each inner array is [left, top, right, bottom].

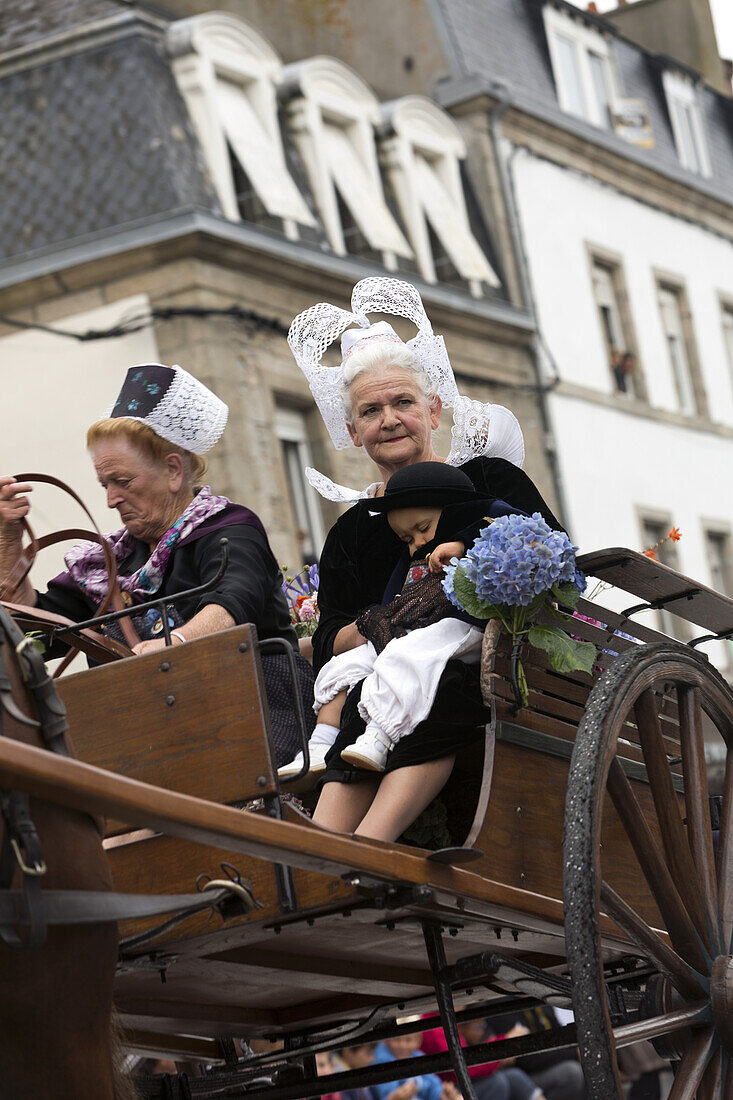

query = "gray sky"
[[567, 0, 733, 59]]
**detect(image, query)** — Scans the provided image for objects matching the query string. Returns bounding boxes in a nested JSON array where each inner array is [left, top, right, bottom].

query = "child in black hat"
[[279, 463, 522, 778]]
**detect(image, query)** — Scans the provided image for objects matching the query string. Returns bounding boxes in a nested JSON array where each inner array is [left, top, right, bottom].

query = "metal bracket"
[[688, 625, 733, 648], [343, 872, 433, 909], [264, 795, 298, 914], [446, 949, 573, 1007], [620, 587, 701, 622]]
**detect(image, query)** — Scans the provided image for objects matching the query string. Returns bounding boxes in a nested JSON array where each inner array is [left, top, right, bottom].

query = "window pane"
[[554, 34, 586, 118], [722, 307, 733, 386], [706, 532, 732, 596], [588, 52, 612, 127], [658, 288, 696, 414], [671, 99, 700, 172]]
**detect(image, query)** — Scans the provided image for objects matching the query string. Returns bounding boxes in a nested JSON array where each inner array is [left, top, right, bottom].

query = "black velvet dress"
[[312, 457, 563, 783]]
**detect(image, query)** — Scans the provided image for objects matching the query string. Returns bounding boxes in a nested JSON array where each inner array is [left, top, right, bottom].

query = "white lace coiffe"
[[104, 364, 228, 455], [287, 276, 525, 502]]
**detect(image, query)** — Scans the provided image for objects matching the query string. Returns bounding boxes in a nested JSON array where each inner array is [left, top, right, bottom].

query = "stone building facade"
[[0, 0, 558, 585]]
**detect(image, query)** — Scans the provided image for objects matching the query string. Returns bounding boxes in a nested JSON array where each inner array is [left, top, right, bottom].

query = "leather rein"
[[0, 473, 139, 673]]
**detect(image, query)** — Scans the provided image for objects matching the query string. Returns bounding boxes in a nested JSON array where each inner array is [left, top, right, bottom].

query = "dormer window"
[[168, 13, 316, 239], [282, 57, 413, 268], [662, 70, 711, 177], [379, 97, 499, 297], [543, 5, 618, 128]]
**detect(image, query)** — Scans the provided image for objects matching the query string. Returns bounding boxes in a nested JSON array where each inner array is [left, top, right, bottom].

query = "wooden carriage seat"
[[55, 625, 357, 955], [57, 624, 279, 828]]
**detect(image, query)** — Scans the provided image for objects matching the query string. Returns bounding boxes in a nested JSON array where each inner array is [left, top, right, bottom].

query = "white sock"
[[310, 723, 339, 748]]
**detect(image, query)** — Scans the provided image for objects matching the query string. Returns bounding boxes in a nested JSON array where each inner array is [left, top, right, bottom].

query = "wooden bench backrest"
[[57, 625, 278, 814]]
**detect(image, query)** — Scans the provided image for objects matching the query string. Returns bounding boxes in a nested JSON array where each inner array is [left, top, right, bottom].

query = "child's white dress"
[[313, 618, 483, 746]]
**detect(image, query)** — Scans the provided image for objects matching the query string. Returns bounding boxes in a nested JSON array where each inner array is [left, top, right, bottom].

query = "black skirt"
[[320, 659, 488, 784], [261, 652, 316, 766]]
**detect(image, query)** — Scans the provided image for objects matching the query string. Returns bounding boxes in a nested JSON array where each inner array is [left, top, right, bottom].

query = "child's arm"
[[428, 541, 465, 574]]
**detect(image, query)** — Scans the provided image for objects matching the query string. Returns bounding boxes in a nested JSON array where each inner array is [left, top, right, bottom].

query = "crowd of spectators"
[[314, 1012, 586, 1100]]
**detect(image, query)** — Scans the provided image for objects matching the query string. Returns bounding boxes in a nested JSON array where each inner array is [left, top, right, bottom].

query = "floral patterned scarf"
[[63, 486, 230, 604]]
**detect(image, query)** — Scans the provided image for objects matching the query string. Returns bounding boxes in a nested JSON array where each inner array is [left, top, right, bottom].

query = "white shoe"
[[340, 728, 393, 772], [277, 742, 330, 781]]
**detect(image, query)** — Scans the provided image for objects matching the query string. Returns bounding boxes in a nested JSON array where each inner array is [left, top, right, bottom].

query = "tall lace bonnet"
[[287, 277, 525, 501]]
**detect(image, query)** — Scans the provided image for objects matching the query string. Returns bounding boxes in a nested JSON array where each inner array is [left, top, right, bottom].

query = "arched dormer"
[[168, 12, 315, 236], [380, 96, 499, 295], [281, 56, 413, 267]]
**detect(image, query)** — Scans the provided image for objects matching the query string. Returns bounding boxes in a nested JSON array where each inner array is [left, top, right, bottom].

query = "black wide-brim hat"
[[359, 462, 478, 513]]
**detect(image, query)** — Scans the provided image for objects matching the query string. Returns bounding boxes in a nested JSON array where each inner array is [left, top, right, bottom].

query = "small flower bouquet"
[[442, 512, 595, 707], [282, 564, 320, 638]]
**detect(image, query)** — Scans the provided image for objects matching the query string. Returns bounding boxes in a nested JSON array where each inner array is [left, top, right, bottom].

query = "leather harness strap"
[[0, 472, 141, 654]]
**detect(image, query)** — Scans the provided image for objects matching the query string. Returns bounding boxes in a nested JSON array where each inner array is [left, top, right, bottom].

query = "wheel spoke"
[[724, 1051, 733, 1100], [634, 689, 715, 955], [719, 747, 733, 955], [666, 1026, 715, 1100], [698, 1048, 721, 1100], [679, 685, 721, 953], [600, 880, 706, 1002], [608, 757, 709, 975]]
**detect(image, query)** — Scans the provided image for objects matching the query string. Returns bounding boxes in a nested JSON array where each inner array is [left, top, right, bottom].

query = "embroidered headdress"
[[105, 363, 228, 455], [288, 277, 525, 501]]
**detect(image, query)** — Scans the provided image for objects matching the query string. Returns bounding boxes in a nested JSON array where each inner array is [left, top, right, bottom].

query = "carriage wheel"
[[563, 643, 733, 1099]]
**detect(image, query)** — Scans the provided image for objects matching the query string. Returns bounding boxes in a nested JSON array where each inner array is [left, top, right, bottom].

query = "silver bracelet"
[[170, 630, 187, 645]]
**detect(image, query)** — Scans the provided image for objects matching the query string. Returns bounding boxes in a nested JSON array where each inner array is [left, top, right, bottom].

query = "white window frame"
[[281, 57, 413, 266], [543, 5, 619, 128], [379, 96, 499, 297], [662, 69, 711, 177], [168, 13, 315, 238], [275, 407, 326, 561]]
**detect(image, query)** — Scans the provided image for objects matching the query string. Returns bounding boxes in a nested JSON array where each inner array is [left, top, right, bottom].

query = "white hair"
[[341, 340, 438, 422]]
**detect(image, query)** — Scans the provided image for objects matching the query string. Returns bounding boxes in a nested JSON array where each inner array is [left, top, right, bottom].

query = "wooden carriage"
[[1, 547, 733, 1100]]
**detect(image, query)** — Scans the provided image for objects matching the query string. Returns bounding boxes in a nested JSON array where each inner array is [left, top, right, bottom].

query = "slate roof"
[[0, 30, 220, 263], [432, 0, 733, 208], [0, 0, 134, 54]]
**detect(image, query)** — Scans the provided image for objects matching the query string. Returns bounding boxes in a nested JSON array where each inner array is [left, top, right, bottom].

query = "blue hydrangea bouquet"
[[442, 512, 595, 707]]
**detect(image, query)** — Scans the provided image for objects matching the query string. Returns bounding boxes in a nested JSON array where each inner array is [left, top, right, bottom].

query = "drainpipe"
[[487, 84, 572, 534]]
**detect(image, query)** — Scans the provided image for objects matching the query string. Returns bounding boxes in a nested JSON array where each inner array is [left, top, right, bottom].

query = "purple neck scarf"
[[64, 486, 231, 603]]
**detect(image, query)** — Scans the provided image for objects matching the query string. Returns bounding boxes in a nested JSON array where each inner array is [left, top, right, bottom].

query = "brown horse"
[[0, 606, 126, 1099]]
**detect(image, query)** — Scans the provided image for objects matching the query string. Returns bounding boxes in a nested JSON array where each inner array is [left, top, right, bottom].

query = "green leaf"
[[527, 624, 596, 675], [452, 565, 496, 619], [551, 581, 581, 609]]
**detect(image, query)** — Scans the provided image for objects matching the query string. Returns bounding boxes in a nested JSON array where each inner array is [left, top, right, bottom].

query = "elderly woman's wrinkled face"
[[347, 367, 441, 476], [90, 437, 188, 546]]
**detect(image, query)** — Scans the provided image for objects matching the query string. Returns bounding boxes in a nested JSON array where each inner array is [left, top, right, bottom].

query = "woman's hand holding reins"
[[0, 476, 35, 606], [0, 475, 33, 526]]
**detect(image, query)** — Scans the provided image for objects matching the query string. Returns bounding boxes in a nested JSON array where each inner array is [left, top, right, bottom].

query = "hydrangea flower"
[[444, 512, 585, 610]]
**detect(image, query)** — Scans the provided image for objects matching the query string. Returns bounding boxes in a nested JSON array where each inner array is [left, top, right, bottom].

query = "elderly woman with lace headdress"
[[0, 363, 314, 763], [284, 278, 562, 843]]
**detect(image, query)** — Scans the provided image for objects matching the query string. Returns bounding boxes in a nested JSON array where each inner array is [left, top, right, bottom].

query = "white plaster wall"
[[512, 150, 733, 423], [0, 295, 160, 585], [511, 151, 733, 673]]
